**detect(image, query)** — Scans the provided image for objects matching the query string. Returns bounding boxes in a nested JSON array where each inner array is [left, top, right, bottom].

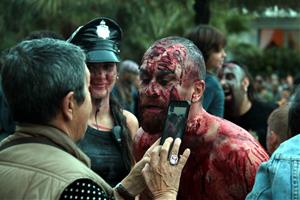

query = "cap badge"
[[96, 20, 110, 39]]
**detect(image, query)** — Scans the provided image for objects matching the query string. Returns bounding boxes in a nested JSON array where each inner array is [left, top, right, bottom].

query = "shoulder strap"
[[0, 136, 65, 152]]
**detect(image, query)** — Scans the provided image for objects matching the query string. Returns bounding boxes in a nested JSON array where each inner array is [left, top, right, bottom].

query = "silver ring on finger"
[[169, 154, 178, 165]]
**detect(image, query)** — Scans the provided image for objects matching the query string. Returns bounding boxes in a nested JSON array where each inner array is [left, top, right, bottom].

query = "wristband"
[[115, 183, 135, 200]]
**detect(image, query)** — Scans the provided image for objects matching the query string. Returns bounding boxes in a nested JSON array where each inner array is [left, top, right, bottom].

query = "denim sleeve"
[[246, 158, 300, 200]]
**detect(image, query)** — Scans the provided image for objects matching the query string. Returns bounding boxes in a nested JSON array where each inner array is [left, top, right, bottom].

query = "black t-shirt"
[[77, 126, 130, 187], [225, 100, 277, 149]]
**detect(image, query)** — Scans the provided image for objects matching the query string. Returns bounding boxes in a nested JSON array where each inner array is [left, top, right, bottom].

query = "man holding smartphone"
[[133, 36, 269, 200], [159, 100, 190, 145]]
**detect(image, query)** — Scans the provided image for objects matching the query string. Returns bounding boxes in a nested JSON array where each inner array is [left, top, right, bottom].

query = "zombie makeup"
[[139, 42, 197, 133], [87, 62, 117, 99], [219, 63, 245, 116]]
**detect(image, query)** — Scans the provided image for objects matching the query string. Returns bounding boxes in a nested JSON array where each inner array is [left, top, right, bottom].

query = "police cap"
[[68, 17, 122, 63]]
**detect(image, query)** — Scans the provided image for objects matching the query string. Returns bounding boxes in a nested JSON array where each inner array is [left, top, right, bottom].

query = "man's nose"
[[145, 81, 160, 96], [220, 78, 226, 86]]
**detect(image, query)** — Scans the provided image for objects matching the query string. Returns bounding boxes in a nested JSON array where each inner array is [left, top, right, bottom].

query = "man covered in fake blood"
[[133, 36, 269, 200]]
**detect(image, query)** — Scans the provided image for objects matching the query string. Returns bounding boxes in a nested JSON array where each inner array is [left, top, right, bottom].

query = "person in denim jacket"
[[246, 87, 300, 200]]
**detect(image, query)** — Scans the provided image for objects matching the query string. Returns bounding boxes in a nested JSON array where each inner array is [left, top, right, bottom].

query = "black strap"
[[0, 136, 65, 152]]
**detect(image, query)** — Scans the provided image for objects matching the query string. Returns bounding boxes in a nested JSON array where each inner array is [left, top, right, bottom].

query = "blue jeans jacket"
[[246, 134, 300, 200]]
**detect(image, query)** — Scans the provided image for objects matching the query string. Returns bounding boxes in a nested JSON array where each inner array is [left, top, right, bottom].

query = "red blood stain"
[[134, 38, 268, 200], [143, 43, 187, 73], [138, 43, 191, 133], [134, 110, 269, 200]]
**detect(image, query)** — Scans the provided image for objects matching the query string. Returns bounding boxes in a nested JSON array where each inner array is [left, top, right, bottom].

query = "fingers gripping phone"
[[160, 100, 191, 145]]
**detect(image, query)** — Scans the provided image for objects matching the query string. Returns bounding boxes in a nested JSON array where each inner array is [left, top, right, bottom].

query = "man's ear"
[[268, 130, 280, 152], [242, 77, 250, 92], [62, 91, 75, 121], [191, 80, 205, 103]]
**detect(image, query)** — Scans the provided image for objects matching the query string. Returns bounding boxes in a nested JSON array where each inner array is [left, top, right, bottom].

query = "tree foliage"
[[0, 0, 299, 73], [0, 0, 195, 63], [230, 43, 300, 78], [116, 0, 195, 62]]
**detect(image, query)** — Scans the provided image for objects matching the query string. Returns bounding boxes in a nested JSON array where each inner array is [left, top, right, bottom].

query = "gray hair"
[[1, 38, 87, 124]]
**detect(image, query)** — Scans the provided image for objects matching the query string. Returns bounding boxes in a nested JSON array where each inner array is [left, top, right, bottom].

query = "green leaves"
[[0, 0, 299, 74]]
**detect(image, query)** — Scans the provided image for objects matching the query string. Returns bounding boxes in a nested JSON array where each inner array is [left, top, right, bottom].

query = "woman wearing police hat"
[[68, 17, 138, 187]]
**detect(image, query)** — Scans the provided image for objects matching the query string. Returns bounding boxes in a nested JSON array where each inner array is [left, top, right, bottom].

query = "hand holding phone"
[[160, 100, 190, 145]]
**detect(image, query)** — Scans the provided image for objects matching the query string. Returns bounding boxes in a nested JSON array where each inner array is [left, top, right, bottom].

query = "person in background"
[[133, 36, 269, 200], [270, 73, 281, 102], [0, 38, 190, 200], [254, 75, 275, 103], [68, 17, 139, 187], [246, 87, 300, 200], [266, 104, 291, 155], [218, 61, 277, 149], [289, 73, 300, 102], [112, 59, 140, 116], [186, 24, 226, 117], [277, 85, 291, 106]]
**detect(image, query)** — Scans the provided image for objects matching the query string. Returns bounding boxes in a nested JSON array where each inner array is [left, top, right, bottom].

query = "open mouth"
[[222, 86, 232, 101]]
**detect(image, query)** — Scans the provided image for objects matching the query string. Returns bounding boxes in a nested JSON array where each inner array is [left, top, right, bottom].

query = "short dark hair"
[[143, 36, 206, 81], [268, 104, 290, 141], [1, 38, 86, 124], [185, 25, 226, 63], [289, 87, 300, 137]]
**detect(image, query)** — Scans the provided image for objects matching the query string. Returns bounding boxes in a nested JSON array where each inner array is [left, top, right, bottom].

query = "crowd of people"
[[254, 73, 300, 106], [0, 16, 299, 199]]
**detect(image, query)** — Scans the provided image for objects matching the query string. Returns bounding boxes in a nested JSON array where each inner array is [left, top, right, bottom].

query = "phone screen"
[[160, 100, 190, 145]]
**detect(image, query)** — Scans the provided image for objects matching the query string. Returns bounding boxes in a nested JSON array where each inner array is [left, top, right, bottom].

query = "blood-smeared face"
[[87, 62, 117, 100], [218, 64, 245, 116], [139, 42, 198, 133]]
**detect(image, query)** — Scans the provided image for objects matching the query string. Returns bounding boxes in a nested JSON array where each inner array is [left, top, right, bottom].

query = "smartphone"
[[160, 100, 191, 145]]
